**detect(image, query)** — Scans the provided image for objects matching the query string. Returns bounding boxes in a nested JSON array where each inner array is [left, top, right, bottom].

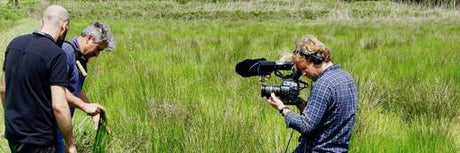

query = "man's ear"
[[85, 35, 93, 44], [61, 20, 69, 31]]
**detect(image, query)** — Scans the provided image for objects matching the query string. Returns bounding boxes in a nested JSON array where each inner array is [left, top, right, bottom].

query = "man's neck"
[[76, 36, 85, 54], [319, 62, 333, 75], [40, 28, 58, 42], [311, 62, 333, 81]]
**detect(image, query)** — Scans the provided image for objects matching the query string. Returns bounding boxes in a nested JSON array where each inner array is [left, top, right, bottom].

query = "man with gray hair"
[[56, 21, 116, 153], [1, 5, 77, 153]]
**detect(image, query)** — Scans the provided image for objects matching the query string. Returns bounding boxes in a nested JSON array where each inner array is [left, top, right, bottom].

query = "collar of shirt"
[[69, 37, 80, 49], [318, 64, 341, 79]]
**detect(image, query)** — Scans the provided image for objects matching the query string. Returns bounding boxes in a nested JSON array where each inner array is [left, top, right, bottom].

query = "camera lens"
[[261, 79, 300, 104], [261, 85, 281, 98]]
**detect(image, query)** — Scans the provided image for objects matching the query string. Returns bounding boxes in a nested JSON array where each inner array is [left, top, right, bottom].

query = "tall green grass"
[[92, 113, 111, 153], [61, 18, 460, 152], [54, 0, 460, 20], [0, 0, 459, 152], [394, 0, 459, 8], [0, 3, 25, 32]]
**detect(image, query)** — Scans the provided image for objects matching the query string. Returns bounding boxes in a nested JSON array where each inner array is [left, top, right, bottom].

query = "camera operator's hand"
[[266, 93, 286, 112]]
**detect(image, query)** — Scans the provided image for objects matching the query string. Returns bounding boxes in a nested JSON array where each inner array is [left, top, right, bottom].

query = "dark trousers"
[[8, 141, 56, 153]]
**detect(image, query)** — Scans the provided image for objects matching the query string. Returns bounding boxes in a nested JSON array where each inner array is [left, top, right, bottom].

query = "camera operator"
[[266, 35, 357, 153]]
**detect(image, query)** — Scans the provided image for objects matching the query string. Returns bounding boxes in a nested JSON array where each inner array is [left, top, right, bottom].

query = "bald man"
[[1, 5, 77, 153]]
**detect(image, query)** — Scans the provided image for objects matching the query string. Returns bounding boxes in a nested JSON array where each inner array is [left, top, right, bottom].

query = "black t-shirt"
[[3, 32, 68, 145]]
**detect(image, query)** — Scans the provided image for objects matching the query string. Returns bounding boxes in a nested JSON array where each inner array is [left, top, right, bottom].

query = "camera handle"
[[298, 80, 308, 90], [259, 75, 271, 82], [258, 70, 285, 82], [274, 70, 285, 78], [274, 70, 309, 90]]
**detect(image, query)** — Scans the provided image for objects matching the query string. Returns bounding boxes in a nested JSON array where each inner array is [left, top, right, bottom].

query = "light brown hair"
[[295, 35, 331, 63]]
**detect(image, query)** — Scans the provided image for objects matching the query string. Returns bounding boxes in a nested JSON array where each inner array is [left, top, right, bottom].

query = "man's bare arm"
[[66, 88, 86, 109], [51, 85, 76, 151], [78, 89, 90, 103], [66, 88, 104, 116], [1, 74, 6, 109]]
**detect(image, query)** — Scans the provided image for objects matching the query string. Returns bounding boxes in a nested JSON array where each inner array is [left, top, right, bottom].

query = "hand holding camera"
[[265, 93, 286, 110]]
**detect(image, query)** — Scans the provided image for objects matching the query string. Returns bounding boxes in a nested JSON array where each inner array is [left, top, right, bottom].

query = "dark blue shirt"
[[61, 38, 87, 96], [3, 33, 68, 145], [285, 64, 357, 153]]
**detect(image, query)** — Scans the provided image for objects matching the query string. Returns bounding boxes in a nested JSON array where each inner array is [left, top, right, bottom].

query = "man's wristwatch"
[[279, 106, 289, 115]]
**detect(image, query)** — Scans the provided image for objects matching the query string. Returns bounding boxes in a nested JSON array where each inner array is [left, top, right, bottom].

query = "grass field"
[[0, 0, 459, 152]]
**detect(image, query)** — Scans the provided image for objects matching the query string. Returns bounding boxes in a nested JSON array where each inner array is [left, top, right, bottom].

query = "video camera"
[[235, 58, 308, 105]]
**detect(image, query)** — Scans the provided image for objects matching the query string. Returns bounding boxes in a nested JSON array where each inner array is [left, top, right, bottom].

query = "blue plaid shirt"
[[285, 64, 357, 153]]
